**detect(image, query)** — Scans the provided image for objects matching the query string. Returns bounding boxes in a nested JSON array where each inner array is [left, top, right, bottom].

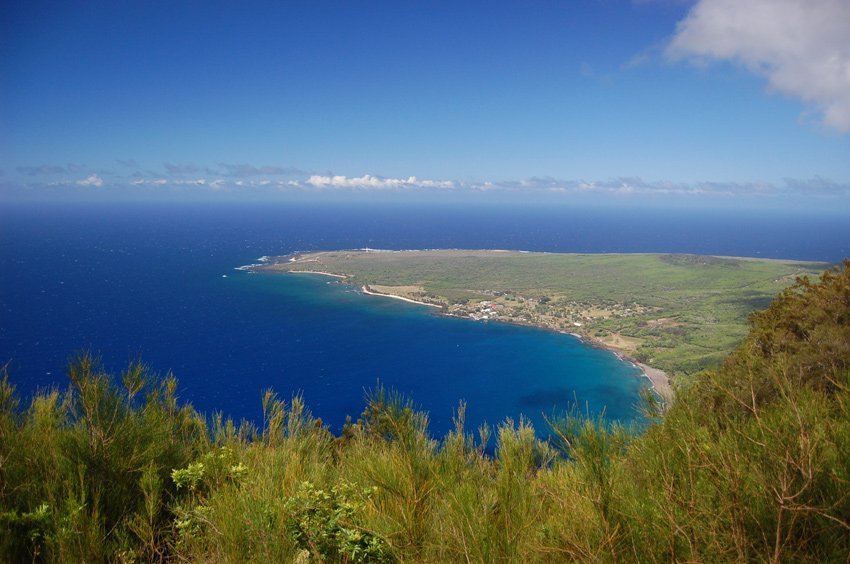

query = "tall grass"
[[2, 262, 848, 562]]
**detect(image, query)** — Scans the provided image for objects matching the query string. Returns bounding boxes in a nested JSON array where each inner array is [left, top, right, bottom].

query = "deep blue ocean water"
[[2, 201, 848, 438]]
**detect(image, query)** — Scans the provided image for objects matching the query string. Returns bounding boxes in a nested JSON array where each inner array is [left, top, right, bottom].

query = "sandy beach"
[[636, 362, 673, 402], [361, 285, 443, 308], [569, 332, 674, 403], [287, 270, 348, 279]]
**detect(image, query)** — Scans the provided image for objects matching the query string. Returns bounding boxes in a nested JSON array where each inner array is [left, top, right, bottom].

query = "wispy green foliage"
[[1, 261, 848, 561], [284, 480, 391, 562], [0, 355, 208, 561]]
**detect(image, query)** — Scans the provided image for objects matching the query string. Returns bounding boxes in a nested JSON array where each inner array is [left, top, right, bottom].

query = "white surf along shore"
[[636, 362, 673, 402], [288, 270, 348, 279], [561, 331, 673, 403], [360, 285, 443, 308]]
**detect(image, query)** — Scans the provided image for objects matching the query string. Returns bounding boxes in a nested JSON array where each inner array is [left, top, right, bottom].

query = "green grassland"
[[263, 250, 828, 376]]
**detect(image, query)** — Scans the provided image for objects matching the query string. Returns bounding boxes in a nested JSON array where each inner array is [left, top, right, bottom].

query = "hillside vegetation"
[[2, 261, 849, 562], [263, 250, 827, 375]]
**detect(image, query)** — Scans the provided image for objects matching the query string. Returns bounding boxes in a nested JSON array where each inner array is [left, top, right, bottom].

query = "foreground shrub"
[[0, 261, 848, 561]]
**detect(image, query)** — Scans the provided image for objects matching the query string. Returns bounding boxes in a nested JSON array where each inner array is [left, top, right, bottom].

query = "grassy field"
[[261, 250, 828, 378]]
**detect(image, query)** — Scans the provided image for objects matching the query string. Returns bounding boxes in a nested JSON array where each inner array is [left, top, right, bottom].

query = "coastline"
[[361, 285, 443, 308], [264, 263, 674, 403], [635, 362, 674, 403], [361, 281, 673, 402], [287, 270, 348, 279], [562, 331, 673, 404]]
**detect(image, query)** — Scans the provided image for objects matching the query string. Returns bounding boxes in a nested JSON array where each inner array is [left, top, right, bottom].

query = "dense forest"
[[2, 262, 848, 562]]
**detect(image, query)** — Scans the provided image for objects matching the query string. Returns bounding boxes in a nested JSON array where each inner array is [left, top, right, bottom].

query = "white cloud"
[[76, 174, 104, 187], [305, 174, 454, 190], [667, 0, 850, 132], [26, 169, 847, 201]]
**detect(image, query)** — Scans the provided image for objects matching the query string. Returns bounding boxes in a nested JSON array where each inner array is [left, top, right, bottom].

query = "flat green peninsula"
[[258, 250, 828, 389]]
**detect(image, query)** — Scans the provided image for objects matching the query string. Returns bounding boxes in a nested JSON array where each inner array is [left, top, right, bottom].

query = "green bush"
[[1, 261, 848, 561]]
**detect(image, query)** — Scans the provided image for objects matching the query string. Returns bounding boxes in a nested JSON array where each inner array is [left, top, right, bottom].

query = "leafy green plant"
[[284, 480, 391, 562]]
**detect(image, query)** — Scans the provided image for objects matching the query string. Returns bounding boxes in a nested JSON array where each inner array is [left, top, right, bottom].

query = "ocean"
[[2, 201, 848, 438]]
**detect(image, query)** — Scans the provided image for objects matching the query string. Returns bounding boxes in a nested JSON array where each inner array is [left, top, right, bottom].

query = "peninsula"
[[254, 250, 828, 399]]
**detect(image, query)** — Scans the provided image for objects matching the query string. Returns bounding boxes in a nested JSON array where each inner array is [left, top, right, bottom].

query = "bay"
[[2, 201, 847, 438]]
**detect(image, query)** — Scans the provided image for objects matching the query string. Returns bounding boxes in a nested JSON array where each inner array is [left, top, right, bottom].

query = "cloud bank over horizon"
[[667, 0, 850, 132], [3, 162, 848, 205]]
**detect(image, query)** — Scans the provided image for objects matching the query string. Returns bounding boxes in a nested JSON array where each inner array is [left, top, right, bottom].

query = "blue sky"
[[1, 0, 849, 206]]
